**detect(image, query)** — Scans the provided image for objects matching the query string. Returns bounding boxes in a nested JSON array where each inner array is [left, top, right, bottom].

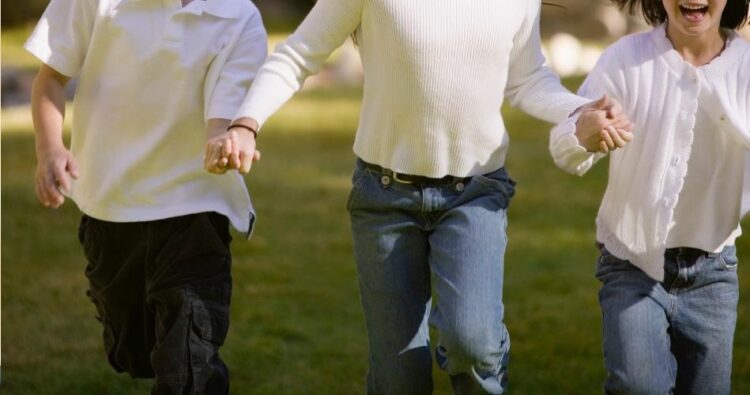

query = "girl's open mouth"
[[679, 3, 709, 23]]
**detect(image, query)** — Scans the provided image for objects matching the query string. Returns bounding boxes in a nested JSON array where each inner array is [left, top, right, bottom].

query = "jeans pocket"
[[719, 246, 739, 271], [346, 162, 371, 211], [595, 249, 634, 282], [472, 169, 516, 209]]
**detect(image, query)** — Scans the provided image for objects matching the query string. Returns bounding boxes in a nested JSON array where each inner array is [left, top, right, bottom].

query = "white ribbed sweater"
[[550, 25, 750, 280], [235, 0, 588, 177]]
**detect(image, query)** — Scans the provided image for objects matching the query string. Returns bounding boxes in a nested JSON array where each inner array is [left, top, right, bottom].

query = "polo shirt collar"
[[202, 0, 240, 19], [125, 0, 240, 19]]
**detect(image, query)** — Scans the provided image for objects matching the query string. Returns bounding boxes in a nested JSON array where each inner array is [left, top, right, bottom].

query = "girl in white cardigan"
[[550, 1, 749, 394]]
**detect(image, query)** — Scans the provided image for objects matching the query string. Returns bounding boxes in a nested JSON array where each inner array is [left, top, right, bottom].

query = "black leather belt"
[[361, 161, 470, 186], [665, 247, 712, 264], [597, 243, 712, 265]]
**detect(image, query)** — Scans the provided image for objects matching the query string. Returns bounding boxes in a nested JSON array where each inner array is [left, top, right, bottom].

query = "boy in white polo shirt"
[[26, 0, 267, 392]]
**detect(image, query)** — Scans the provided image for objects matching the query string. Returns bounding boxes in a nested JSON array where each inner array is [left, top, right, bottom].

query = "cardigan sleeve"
[[549, 48, 622, 176], [233, 0, 364, 128]]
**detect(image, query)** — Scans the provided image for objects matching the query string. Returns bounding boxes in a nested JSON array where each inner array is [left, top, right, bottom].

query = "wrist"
[[228, 118, 259, 139], [35, 139, 66, 158]]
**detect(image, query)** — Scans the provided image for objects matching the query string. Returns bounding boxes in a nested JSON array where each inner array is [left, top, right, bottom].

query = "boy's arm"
[[203, 10, 267, 175], [31, 64, 79, 208]]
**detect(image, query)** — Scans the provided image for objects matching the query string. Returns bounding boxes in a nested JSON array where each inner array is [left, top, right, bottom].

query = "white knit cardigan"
[[550, 25, 750, 280]]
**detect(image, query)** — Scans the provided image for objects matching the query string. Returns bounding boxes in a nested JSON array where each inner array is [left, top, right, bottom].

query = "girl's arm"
[[504, 0, 589, 123], [549, 49, 625, 176], [232, 0, 364, 129]]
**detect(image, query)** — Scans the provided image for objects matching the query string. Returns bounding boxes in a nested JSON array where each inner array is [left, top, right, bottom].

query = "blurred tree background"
[[0, 0, 652, 36], [2, 0, 746, 43], [1, 0, 317, 31]]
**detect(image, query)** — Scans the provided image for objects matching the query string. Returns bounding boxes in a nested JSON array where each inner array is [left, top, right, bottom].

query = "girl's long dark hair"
[[610, 0, 750, 29]]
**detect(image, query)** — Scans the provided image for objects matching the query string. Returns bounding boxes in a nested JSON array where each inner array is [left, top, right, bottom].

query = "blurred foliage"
[[0, 0, 317, 31], [1, 0, 49, 27], [253, 0, 315, 32]]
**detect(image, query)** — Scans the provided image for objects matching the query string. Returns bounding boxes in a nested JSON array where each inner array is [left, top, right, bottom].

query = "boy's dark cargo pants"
[[79, 212, 233, 395]]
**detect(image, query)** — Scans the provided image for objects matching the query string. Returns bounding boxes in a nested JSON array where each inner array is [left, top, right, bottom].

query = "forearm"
[[31, 67, 69, 157], [509, 70, 589, 124]]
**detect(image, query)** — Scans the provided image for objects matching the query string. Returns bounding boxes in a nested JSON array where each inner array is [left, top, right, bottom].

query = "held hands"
[[204, 127, 261, 174], [35, 147, 79, 208], [575, 95, 635, 154]]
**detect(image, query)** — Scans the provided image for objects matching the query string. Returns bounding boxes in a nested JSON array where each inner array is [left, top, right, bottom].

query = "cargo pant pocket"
[[187, 298, 230, 394]]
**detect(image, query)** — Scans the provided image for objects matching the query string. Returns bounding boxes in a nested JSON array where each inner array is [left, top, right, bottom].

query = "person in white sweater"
[[550, 0, 750, 394], [204, 1, 633, 394]]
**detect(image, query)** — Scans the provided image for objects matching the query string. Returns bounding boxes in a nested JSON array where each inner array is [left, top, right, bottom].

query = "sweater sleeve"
[[233, 0, 364, 128], [549, 48, 621, 175], [504, 0, 589, 124]]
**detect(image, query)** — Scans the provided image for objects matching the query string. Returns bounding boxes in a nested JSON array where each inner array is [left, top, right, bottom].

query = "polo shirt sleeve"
[[24, 0, 98, 78], [205, 12, 269, 121]]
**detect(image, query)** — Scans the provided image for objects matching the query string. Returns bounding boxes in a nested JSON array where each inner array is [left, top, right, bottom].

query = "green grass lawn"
[[3, 84, 750, 394]]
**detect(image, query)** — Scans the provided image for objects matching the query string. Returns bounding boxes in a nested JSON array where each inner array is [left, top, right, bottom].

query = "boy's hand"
[[35, 147, 79, 208], [205, 128, 261, 174], [575, 95, 634, 153]]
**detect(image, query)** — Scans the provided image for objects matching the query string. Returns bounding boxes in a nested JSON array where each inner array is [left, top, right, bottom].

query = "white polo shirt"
[[25, 0, 268, 234]]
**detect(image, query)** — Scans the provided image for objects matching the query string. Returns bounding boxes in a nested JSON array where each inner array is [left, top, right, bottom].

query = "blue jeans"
[[596, 244, 739, 395], [347, 159, 516, 395]]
